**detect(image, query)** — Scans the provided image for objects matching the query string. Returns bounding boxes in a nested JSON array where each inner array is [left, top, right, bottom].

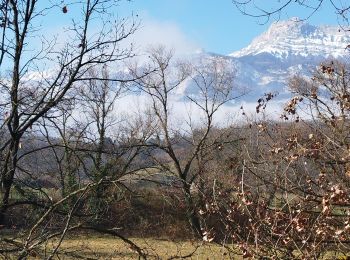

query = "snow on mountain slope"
[[230, 17, 350, 59], [219, 17, 350, 101], [112, 18, 350, 121]]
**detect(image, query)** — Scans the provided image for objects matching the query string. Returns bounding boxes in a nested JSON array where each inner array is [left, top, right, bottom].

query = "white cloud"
[[113, 94, 288, 132], [127, 14, 201, 56]]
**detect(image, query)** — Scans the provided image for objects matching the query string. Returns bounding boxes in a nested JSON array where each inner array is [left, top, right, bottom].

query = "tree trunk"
[[0, 140, 19, 225], [183, 184, 203, 238]]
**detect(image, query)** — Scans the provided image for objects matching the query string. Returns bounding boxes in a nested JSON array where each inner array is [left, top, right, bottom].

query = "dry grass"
[[3, 233, 347, 259], [46, 235, 240, 259]]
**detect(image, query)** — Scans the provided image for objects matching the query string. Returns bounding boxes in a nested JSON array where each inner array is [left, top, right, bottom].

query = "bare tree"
[[0, 1, 158, 258], [78, 66, 123, 182], [0, 0, 137, 224], [75, 65, 150, 220], [129, 46, 241, 238], [199, 60, 350, 258]]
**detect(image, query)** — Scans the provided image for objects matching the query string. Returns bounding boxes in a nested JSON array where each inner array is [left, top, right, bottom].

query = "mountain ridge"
[[202, 18, 350, 101], [230, 17, 350, 59]]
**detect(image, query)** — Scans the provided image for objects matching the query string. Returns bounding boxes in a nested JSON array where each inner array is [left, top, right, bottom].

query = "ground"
[[1, 233, 241, 259], [54, 236, 237, 259]]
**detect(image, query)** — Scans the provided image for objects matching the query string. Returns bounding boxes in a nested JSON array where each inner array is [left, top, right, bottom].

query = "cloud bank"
[[127, 14, 201, 56]]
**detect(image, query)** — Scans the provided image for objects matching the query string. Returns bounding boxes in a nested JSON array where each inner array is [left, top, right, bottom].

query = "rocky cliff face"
[[231, 17, 350, 59], [225, 18, 350, 100]]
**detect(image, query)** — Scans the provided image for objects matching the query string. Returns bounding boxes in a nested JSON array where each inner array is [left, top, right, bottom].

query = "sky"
[[37, 0, 344, 57], [113, 0, 343, 55]]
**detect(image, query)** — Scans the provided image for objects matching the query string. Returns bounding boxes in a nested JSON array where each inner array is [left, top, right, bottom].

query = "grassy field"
[[2, 232, 349, 259], [0, 234, 240, 259], [51, 235, 238, 259]]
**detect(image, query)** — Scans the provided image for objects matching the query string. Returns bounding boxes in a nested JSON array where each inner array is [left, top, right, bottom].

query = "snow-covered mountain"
[[196, 18, 350, 102], [231, 17, 350, 59], [113, 18, 350, 119]]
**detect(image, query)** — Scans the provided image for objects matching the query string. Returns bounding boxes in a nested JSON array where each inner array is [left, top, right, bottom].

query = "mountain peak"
[[230, 18, 349, 59], [267, 17, 316, 37]]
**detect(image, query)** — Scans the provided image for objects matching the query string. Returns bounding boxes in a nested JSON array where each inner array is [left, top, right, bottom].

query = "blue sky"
[[114, 0, 341, 55], [34, 0, 343, 59]]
